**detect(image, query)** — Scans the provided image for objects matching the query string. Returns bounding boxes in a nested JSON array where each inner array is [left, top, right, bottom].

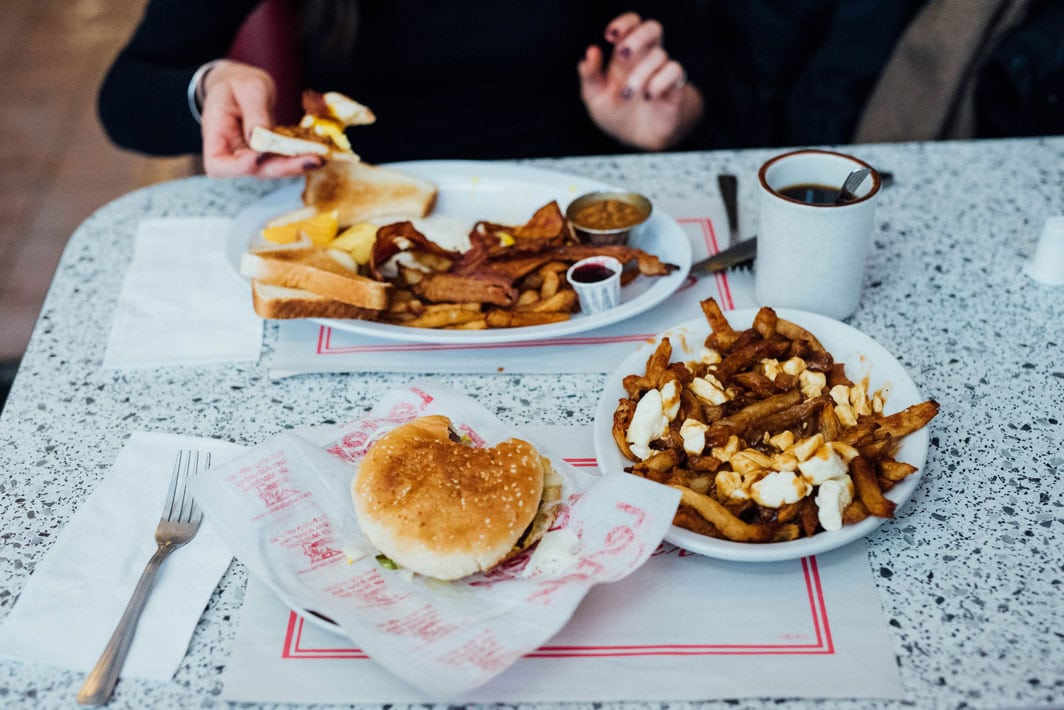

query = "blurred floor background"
[[0, 0, 196, 400]]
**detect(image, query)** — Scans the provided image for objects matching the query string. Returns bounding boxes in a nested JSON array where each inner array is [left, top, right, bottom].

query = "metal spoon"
[[834, 167, 872, 204]]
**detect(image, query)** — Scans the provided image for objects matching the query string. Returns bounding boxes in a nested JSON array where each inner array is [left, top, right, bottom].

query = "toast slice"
[[248, 126, 355, 159], [240, 247, 392, 310], [303, 160, 438, 227], [250, 281, 380, 320]]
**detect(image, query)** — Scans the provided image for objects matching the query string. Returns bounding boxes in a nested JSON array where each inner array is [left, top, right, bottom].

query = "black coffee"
[[778, 183, 838, 204]]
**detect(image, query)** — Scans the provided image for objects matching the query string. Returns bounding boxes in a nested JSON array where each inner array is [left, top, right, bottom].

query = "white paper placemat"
[[268, 200, 752, 376], [221, 425, 905, 704]]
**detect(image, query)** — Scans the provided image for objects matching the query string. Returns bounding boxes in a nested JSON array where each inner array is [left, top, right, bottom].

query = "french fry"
[[775, 317, 827, 355], [842, 499, 871, 525], [715, 390, 803, 433], [516, 289, 540, 306], [878, 458, 917, 482], [873, 400, 941, 439], [671, 486, 798, 543], [484, 309, 569, 328], [752, 306, 779, 339], [447, 319, 487, 330], [402, 303, 483, 329], [700, 297, 738, 348], [851, 455, 896, 518], [517, 290, 577, 313]]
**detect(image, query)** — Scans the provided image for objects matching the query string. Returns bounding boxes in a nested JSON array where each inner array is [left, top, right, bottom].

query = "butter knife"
[[690, 237, 757, 275], [717, 174, 740, 248]]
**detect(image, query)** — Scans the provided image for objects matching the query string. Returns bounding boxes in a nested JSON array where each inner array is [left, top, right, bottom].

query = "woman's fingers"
[[610, 18, 663, 66], [604, 12, 643, 43], [577, 44, 607, 94], [644, 59, 687, 101], [200, 60, 309, 178], [620, 46, 669, 100]]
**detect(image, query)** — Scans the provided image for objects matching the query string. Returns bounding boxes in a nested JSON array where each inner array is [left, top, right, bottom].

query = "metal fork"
[[76, 450, 207, 706]]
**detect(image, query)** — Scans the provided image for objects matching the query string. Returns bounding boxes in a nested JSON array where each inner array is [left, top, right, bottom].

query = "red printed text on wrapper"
[[226, 450, 311, 521], [377, 604, 459, 644], [269, 514, 344, 574], [323, 568, 412, 609], [326, 388, 437, 464], [436, 628, 516, 673]]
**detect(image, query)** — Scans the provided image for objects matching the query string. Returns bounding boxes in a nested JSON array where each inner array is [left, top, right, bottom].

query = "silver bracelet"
[[186, 59, 224, 124]]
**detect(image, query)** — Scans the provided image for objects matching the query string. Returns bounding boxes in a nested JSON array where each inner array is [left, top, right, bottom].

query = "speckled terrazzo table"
[[1, 136, 1063, 709]]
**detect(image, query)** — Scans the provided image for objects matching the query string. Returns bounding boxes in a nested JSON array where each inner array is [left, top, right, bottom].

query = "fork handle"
[[76, 543, 173, 705], [717, 174, 739, 247]]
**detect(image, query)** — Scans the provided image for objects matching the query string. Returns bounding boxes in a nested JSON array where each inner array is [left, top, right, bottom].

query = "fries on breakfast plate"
[[592, 297, 939, 562]]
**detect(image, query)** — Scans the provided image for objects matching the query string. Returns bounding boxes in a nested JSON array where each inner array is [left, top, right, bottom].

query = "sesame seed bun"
[[352, 415, 550, 580]]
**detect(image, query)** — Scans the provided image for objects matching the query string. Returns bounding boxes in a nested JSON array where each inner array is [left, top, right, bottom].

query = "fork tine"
[[180, 451, 205, 524], [161, 450, 204, 524], [162, 451, 185, 522], [188, 452, 208, 525], [177, 450, 197, 524]]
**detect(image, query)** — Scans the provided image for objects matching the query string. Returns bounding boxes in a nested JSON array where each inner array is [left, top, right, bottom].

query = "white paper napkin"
[[103, 218, 262, 368], [0, 431, 241, 680]]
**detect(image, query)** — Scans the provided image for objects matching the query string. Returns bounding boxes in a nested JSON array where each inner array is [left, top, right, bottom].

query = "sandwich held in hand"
[[249, 90, 375, 160], [352, 415, 562, 581]]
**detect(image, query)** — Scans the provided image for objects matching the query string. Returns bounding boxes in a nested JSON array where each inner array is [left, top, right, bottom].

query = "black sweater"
[[98, 0, 712, 162]]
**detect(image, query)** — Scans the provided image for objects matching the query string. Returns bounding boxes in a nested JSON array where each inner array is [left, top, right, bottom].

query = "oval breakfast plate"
[[226, 160, 692, 344], [592, 308, 932, 563]]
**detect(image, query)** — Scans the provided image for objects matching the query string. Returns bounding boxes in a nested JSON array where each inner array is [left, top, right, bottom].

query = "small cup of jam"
[[566, 256, 623, 314], [566, 191, 652, 246]]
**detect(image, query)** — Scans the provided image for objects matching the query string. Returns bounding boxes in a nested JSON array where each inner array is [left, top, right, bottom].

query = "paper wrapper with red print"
[[194, 381, 680, 699]]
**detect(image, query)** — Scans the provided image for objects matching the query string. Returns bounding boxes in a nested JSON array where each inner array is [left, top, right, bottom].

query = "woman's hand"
[[578, 12, 704, 151], [199, 60, 324, 178]]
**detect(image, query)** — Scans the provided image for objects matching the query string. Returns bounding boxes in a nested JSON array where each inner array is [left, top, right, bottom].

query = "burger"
[[352, 415, 562, 580]]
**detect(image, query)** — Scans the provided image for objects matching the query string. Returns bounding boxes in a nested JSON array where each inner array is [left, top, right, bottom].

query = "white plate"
[[592, 308, 932, 562], [226, 160, 691, 344]]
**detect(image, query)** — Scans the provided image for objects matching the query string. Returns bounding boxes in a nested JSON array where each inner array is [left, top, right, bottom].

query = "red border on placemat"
[[282, 556, 831, 659], [313, 217, 731, 355]]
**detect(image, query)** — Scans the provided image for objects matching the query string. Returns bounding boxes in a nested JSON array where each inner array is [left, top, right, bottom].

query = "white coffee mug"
[[755, 149, 882, 320]]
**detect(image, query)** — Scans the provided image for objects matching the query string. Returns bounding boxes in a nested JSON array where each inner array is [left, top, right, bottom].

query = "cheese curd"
[[799, 369, 827, 398], [797, 444, 849, 485], [660, 380, 682, 420], [815, 476, 854, 531], [626, 388, 667, 460], [751, 470, 812, 507], [700, 347, 722, 366], [680, 418, 708, 456], [690, 375, 731, 405]]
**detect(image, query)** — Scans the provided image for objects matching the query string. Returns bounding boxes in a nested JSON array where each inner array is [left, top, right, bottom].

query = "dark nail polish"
[[621, 87, 634, 100], [255, 153, 269, 166], [620, 47, 631, 59], [607, 28, 619, 40], [302, 159, 322, 170]]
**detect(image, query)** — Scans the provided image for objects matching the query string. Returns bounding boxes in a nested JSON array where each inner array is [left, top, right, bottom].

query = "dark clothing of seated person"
[[98, 0, 713, 164]]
